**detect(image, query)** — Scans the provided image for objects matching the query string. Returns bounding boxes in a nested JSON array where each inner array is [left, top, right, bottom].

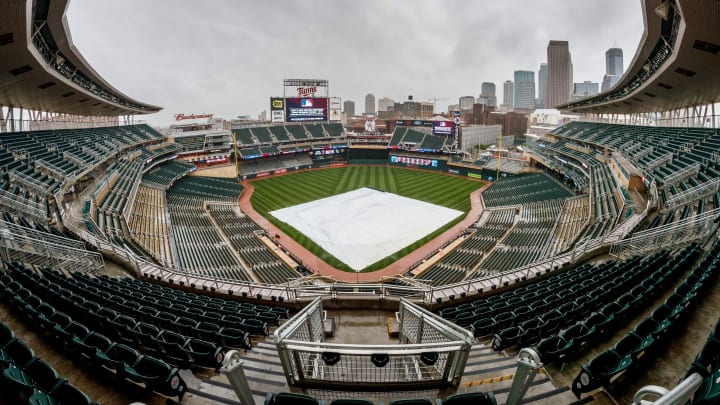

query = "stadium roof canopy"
[[558, 0, 720, 114], [0, 0, 161, 116]]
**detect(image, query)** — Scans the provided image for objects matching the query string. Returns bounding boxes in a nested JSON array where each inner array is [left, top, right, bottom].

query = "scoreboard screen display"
[[285, 98, 328, 122], [432, 121, 454, 135]]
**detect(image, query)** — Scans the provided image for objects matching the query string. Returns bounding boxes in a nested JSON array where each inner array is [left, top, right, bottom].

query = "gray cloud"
[[66, 0, 643, 125]]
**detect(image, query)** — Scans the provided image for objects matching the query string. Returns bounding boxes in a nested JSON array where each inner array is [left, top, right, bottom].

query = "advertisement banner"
[[285, 97, 328, 122], [432, 121, 454, 136], [270, 97, 284, 111], [390, 155, 438, 168], [271, 110, 284, 123]]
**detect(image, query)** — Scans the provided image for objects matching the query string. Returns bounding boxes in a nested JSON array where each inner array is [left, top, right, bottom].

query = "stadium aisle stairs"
[[456, 343, 583, 405], [185, 333, 287, 404]]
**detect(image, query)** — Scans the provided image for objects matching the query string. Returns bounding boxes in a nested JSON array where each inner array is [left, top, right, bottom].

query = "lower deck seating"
[[0, 320, 98, 405], [570, 242, 718, 398]]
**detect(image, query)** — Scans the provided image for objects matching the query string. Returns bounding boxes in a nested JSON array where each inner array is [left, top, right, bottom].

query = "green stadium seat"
[[265, 392, 323, 405], [444, 391, 497, 405]]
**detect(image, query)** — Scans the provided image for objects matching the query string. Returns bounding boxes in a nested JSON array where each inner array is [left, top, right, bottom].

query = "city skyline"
[[66, 0, 643, 124]]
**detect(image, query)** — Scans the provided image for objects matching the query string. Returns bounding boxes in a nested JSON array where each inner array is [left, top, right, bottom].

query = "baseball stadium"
[[0, 0, 719, 404]]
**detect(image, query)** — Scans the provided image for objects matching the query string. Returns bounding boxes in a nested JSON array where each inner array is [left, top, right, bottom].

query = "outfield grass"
[[250, 166, 482, 272]]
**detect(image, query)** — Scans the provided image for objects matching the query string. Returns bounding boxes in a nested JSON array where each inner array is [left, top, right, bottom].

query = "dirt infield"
[[239, 174, 488, 283]]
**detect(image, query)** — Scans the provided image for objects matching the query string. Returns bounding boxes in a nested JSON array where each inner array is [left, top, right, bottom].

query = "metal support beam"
[[220, 350, 256, 405], [506, 348, 543, 405]]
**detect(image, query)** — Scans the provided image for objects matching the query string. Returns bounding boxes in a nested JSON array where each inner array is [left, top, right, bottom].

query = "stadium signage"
[[297, 86, 318, 97], [174, 113, 213, 121], [270, 98, 284, 110]]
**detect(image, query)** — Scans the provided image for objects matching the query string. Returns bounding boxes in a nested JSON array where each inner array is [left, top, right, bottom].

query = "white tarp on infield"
[[270, 187, 463, 271]]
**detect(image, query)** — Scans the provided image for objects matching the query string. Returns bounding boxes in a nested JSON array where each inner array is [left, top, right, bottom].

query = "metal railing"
[[610, 207, 720, 259], [662, 162, 700, 186], [632, 373, 703, 405], [0, 189, 47, 220], [665, 178, 720, 210], [274, 297, 473, 389], [0, 221, 103, 273]]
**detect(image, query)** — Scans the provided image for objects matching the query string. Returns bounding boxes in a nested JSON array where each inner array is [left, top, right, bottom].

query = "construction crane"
[[427, 97, 449, 115]]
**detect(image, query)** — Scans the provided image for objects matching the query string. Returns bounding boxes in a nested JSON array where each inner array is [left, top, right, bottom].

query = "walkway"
[[239, 178, 489, 283]]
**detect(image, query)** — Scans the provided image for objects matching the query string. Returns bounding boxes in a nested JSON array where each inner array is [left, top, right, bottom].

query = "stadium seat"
[[95, 343, 142, 376], [180, 338, 224, 369], [0, 338, 36, 369], [265, 392, 323, 405], [39, 380, 97, 405], [388, 399, 440, 405], [0, 322, 14, 347], [693, 369, 720, 405], [329, 399, 373, 405], [444, 391, 497, 405], [123, 355, 186, 399], [218, 327, 252, 350], [572, 350, 632, 398], [492, 326, 523, 351], [152, 330, 192, 368], [76, 332, 114, 360], [537, 335, 571, 364]]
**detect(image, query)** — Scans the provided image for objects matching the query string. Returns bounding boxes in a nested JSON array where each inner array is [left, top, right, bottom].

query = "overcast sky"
[[66, 0, 644, 126]]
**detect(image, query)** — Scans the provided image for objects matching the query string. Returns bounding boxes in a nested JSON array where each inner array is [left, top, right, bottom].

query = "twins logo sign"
[[297, 86, 317, 97]]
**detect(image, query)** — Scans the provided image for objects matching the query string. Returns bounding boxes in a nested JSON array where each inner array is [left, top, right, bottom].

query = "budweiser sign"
[[174, 113, 214, 121], [297, 86, 317, 97]]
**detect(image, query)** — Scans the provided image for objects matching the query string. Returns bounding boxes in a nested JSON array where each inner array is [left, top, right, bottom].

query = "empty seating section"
[[0, 261, 293, 400], [323, 123, 344, 137], [234, 128, 256, 146], [389, 127, 408, 147], [94, 144, 181, 238], [265, 126, 287, 142], [416, 209, 515, 286], [551, 122, 720, 217], [684, 317, 720, 404], [547, 196, 590, 256], [0, 125, 162, 221], [238, 154, 313, 176], [571, 242, 717, 398], [141, 161, 194, 189], [251, 127, 274, 144], [305, 124, 325, 139], [439, 244, 701, 366], [172, 135, 205, 152], [388, 127, 453, 151], [287, 125, 310, 141], [1, 263, 189, 400], [482, 173, 573, 207], [166, 177, 250, 281], [207, 204, 299, 284], [128, 186, 173, 267], [0, 320, 97, 404], [475, 201, 563, 274]]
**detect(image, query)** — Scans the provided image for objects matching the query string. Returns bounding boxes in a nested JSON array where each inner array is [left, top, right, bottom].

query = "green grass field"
[[250, 165, 482, 272]]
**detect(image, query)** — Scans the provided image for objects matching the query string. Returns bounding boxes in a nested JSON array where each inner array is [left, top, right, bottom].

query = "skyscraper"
[[377, 97, 395, 113], [547, 40, 573, 107], [459, 96, 475, 111], [503, 80, 514, 109], [513, 71, 536, 110], [573, 81, 599, 100], [480, 82, 497, 107], [343, 100, 355, 117], [602, 48, 624, 91], [538, 63, 548, 109], [364, 94, 375, 115]]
